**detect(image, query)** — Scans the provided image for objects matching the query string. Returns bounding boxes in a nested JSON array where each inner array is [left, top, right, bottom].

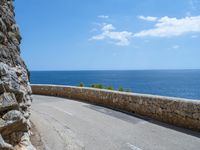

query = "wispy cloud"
[[191, 35, 198, 38], [138, 16, 158, 21], [90, 23, 133, 46], [172, 45, 180, 49], [189, 0, 196, 11], [90, 15, 200, 46], [189, 0, 200, 11], [98, 15, 109, 19], [134, 16, 200, 37]]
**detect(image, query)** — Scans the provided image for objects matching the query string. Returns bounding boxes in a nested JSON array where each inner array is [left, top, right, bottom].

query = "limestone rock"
[[2, 110, 23, 121], [0, 0, 35, 149], [0, 135, 13, 150], [0, 110, 29, 137], [0, 93, 18, 113]]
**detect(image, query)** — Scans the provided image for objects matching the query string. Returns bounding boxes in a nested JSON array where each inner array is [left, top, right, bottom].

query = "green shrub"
[[106, 86, 114, 90], [118, 87, 124, 92], [91, 84, 103, 89], [89, 84, 132, 93], [97, 84, 103, 89], [79, 82, 84, 87]]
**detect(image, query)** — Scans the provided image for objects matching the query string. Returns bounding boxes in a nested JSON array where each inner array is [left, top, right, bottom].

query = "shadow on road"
[[84, 103, 200, 139]]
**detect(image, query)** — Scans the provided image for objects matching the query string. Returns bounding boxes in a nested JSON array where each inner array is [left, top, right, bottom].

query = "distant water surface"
[[30, 70, 200, 100]]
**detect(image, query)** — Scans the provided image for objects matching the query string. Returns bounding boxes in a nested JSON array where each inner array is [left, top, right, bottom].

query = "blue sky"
[[15, 0, 200, 71]]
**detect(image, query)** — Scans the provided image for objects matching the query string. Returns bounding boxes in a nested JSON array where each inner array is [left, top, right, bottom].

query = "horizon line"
[[30, 68, 200, 72]]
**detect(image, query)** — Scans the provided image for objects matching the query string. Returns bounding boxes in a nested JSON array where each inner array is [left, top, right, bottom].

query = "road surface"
[[31, 95, 200, 150]]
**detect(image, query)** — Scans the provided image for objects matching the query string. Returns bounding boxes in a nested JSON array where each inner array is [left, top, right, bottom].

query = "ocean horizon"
[[30, 70, 200, 100]]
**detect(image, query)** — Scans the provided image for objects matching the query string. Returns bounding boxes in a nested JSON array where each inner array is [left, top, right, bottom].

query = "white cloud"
[[134, 16, 200, 37], [90, 23, 133, 46], [172, 45, 180, 49], [102, 24, 115, 31], [90, 15, 200, 46], [191, 35, 198, 38], [138, 16, 158, 21], [98, 15, 109, 19]]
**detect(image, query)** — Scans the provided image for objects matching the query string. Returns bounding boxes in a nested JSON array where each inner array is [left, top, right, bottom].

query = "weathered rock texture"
[[32, 84, 200, 131], [0, 0, 35, 149]]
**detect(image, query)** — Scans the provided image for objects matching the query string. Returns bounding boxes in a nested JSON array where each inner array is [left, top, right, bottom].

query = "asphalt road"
[[31, 95, 200, 150]]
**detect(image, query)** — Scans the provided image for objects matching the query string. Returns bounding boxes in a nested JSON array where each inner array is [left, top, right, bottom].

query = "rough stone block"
[[0, 93, 18, 113], [0, 63, 9, 76], [0, 111, 28, 137], [0, 134, 13, 150]]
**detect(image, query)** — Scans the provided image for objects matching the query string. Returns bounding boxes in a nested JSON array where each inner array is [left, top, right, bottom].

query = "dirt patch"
[[30, 122, 46, 150]]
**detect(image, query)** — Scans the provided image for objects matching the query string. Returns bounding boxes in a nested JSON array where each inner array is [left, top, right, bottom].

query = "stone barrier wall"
[[31, 84, 200, 131]]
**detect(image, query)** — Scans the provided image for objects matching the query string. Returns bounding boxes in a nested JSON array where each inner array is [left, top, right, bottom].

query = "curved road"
[[31, 95, 200, 150]]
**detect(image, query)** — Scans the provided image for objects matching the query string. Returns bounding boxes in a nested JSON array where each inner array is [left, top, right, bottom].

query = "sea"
[[30, 70, 200, 100]]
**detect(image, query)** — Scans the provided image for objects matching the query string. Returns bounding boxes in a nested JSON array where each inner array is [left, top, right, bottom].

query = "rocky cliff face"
[[0, 0, 35, 149]]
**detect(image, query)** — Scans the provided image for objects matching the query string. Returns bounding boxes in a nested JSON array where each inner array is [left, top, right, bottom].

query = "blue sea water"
[[30, 70, 200, 100]]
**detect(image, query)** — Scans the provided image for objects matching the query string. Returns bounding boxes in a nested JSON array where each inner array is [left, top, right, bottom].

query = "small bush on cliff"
[[91, 84, 103, 89], [118, 87, 124, 92], [106, 86, 114, 90], [79, 82, 84, 87], [79, 82, 132, 93]]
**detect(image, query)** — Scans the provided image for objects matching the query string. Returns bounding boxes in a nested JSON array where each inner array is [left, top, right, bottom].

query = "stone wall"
[[31, 84, 200, 131], [0, 0, 35, 149]]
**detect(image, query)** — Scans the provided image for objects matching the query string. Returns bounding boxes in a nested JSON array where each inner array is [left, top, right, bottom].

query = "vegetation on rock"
[[78, 82, 131, 92]]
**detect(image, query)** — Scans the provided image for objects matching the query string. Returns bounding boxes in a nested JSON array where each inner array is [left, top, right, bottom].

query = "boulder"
[[0, 110, 29, 137], [0, 93, 18, 113], [0, 134, 13, 150], [0, 63, 9, 76]]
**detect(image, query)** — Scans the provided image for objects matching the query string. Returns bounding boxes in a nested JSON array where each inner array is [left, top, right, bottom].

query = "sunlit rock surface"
[[0, 0, 35, 149]]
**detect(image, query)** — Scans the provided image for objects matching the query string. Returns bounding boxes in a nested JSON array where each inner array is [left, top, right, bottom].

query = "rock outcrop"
[[0, 0, 35, 149]]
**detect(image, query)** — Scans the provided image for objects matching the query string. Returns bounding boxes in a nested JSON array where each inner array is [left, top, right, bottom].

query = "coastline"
[[30, 70, 200, 100]]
